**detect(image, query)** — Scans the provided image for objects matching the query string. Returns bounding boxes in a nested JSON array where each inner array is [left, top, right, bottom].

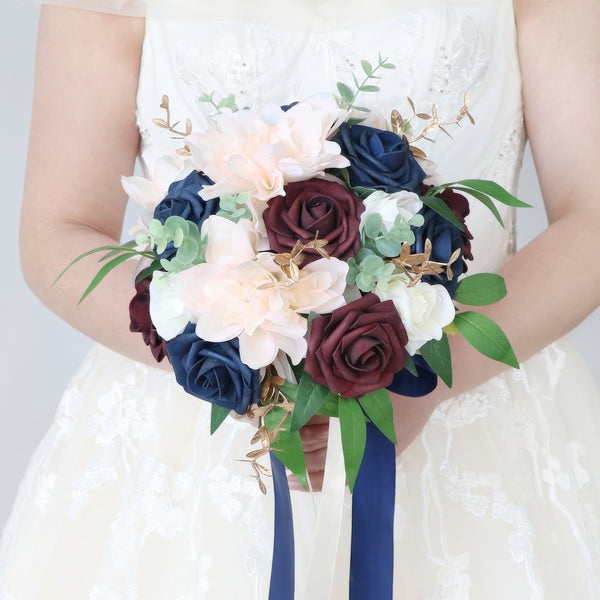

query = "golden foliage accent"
[[152, 95, 192, 156], [391, 93, 475, 159], [387, 239, 461, 286], [241, 367, 295, 494]]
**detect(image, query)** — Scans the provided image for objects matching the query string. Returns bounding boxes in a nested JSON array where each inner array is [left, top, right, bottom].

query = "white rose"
[[149, 271, 194, 341], [359, 190, 423, 232], [375, 275, 455, 355]]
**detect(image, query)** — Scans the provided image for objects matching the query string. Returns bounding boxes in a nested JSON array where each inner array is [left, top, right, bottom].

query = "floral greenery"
[[58, 55, 532, 493], [135, 216, 206, 272]]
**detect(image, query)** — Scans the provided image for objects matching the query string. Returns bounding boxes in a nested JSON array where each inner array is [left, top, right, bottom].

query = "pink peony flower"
[[176, 253, 348, 369], [186, 97, 350, 203]]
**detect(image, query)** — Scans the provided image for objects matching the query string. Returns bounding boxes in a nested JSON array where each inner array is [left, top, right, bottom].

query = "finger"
[[299, 424, 330, 452]]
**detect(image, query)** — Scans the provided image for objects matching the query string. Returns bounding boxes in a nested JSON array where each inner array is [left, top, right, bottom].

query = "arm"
[[19, 7, 155, 365], [296, 0, 600, 489], [391, 0, 600, 449]]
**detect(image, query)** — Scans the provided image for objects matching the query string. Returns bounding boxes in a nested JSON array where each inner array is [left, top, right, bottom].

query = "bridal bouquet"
[[60, 55, 528, 599]]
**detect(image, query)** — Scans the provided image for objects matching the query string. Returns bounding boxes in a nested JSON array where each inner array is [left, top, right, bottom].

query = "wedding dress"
[[2, 0, 600, 598]]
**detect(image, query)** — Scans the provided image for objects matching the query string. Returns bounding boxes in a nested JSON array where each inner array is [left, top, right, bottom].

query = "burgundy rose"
[[263, 178, 364, 264], [129, 276, 168, 363], [305, 293, 408, 398]]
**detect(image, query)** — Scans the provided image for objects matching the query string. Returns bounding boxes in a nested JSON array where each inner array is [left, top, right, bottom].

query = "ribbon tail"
[[269, 451, 295, 600], [349, 422, 396, 600], [303, 417, 346, 600]]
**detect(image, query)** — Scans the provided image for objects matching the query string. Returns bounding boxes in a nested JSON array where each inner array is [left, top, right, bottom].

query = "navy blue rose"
[[333, 123, 426, 193], [412, 206, 466, 296], [166, 323, 260, 415], [153, 171, 218, 261]]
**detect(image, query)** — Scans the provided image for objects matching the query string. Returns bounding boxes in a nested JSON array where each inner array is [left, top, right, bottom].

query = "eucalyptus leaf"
[[361, 59, 373, 76], [454, 273, 507, 306], [454, 311, 519, 369], [339, 397, 367, 492], [337, 82, 354, 104], [420, 333, 453, 387], [358, 389, 397, 444], [364, 213, 384, 239], [375, 236, 403, 258], [210, 404, 230, 434], [360, 85, 380, 93]]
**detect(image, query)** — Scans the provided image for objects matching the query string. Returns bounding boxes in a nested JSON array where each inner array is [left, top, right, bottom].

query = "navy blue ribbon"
[[269, 451, 295, 600], [350, 423, 396, 600]]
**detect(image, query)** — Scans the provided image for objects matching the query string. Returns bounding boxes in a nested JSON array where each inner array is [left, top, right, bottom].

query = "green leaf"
[[454, 273, 507, 306], [100, 239, 138, 261], [289, 372, 330, 433], [266, 407, 307, 489], [381, 62, 396, 69], [347, 117, 367, 126], [53, 245, 137, 286], [421, 195, 464, 231], [454, 311, 519, 369], [78, 252, 134, 303], [453, 179, 532, 208], [358, 388, 396, 444], [374, 236, 403, 258], [419, 333, 453, 387], [450, 187, 504, 227], [337, 82, 354, 104], [277, 380, 299, 403], [339, 397, 367, 492], [316, 392, 341, 418], [361, 59, 373, 76], [135, 261, 162, 283], [403, 353, 418, 376], [210, 404, 230, 434], [364, 212, 384, 239], [360, 84, 380, 93]]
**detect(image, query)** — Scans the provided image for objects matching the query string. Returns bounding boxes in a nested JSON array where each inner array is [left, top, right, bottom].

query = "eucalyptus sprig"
[[198, 90, 242, 115], [361, 212, 425, 257], [336, 53, 396, 118], [347, 248, 397, 293], [216, 192, 253, 222], [135, 216, 206, 273]]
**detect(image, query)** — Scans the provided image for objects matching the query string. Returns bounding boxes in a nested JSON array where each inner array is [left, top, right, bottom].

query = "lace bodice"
[[135, 0, 524, 274]]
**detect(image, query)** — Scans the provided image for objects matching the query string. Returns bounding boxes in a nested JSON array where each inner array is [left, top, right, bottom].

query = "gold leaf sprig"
[[152, 95, 193, 156], [241, 367, 295, 494], [255, 234, 331, 291], [387, 239, 461, 286], [391, 93, 475, 159]]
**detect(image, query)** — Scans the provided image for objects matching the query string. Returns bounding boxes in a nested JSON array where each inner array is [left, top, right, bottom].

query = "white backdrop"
[[1, 3, 599, 528]]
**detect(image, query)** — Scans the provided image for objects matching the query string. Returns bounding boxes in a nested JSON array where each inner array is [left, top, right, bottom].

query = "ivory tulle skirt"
[[1, 336, 599, 599]]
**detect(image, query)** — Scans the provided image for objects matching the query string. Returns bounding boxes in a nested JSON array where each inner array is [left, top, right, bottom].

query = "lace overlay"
[[3, 0, 600, 598]]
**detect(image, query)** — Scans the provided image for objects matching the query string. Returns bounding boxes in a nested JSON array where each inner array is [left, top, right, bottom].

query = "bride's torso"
[[135, 0, 524, 274]]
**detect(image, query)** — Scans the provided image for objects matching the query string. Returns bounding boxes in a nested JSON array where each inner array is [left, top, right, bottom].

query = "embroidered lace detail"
[[176, 35, 274, 110], [428, 14, 488, 113]]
